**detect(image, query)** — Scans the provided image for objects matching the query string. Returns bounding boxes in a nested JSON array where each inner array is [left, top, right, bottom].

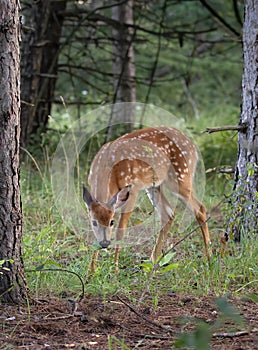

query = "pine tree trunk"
[[20, 0, 67, 147], [108, 0, 136, 137], [112, 0, 136, 105], [229, 0, 258, 239], [0, 0, 27, 303]]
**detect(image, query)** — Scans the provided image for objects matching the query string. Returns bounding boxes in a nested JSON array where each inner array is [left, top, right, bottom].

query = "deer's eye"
[[92, 220, 98, 227], [110, 220, 114, 227]]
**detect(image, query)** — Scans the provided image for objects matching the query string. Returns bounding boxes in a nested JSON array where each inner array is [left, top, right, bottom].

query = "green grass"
[[21, 105, 256, 300], [21, 153, 257, 302]]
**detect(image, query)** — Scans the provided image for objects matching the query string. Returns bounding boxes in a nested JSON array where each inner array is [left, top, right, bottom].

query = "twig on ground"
[[212, 330, 250, 338], [117, 295, 173, 333], [120, 324, 172, 340], [43, 314, 75, 321]]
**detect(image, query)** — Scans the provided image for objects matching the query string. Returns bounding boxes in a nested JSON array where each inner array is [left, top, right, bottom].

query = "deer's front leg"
[[115, 211, 133, 272], [89, 250, 99, 274], [114, 188, 139, 271]]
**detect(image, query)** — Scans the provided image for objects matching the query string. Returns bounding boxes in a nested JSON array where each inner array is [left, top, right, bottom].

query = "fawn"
[[83, 126, 211, 272]]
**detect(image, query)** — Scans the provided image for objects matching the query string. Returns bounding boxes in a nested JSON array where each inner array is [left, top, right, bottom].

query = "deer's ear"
[[82, 184, 94, 208], [108, 185, 132, 209]]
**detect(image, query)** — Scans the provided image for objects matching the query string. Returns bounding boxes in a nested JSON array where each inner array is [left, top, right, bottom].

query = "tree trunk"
[[107, 0, 136, 138], [228, 0, 258, 240], [21, 0, 67, 147], [0, 0, 27, 303], [112, 0, 136, 105]]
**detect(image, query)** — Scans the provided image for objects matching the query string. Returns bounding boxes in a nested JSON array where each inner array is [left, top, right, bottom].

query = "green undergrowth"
[[21, 155, 257, 303]]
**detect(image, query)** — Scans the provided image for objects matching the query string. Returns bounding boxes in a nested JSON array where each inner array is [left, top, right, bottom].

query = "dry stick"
[[205, 125, 247, 134], [117, 295, 173, 333], [212, 330, 250, 338], [119, 324, 172, 340], [138, 217, 211, 305], [43, 314, 75, 321], [121, 328, 251, 340]]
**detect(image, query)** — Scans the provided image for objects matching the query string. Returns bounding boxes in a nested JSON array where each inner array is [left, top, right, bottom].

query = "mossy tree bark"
[[0, 0, 27, 303]]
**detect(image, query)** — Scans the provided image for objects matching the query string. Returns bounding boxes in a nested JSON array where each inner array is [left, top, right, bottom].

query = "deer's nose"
[[99, 240, 111, 248]]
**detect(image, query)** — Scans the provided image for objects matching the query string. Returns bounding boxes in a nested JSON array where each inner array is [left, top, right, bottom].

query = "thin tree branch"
[[199, 0, 241, 38], [59, 68, 109, 95], [232, 0, 243, 27], [163, 217, 211, 256], [61, 9, 217, 39], [61, 0, 129, 19], [205, 125, 247, 134], [51, 100, 104, 106]]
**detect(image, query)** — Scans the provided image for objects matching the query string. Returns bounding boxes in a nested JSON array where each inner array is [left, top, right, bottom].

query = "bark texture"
[[229, 0, 258, 239], [0, 0, 27, 303], [109, 0, 136, 136], [21, 0, 67, 147]]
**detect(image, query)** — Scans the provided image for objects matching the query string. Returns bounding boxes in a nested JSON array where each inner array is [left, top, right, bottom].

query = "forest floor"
[[0, 292, 257, 349]]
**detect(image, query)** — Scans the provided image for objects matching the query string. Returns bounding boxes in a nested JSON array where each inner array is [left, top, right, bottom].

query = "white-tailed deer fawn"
[[83, 126, 211, 272]]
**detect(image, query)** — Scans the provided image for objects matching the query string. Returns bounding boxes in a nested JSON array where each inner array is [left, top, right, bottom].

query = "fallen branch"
[[212, 330, 249, 338]]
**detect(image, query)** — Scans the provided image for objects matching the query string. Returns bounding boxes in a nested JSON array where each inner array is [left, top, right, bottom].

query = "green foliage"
[[175, 297, 244, 349], [175, 321, 212, 350], [140, 252, 179, 274]]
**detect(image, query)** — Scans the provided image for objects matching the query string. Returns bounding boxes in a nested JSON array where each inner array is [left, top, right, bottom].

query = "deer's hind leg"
[[178, 184, 211, 263]]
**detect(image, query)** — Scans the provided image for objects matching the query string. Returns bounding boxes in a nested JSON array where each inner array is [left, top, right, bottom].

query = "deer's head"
[[83, 184, 131, 248]]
